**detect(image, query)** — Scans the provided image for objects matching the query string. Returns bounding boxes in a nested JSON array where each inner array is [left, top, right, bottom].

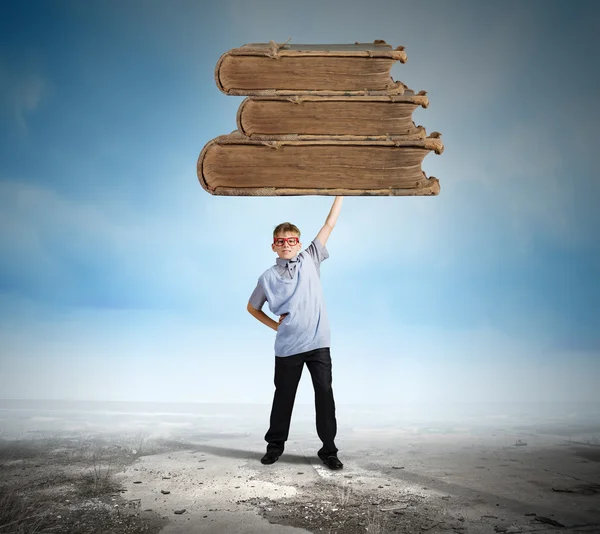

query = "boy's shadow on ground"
[[186, 443, 314, 465]]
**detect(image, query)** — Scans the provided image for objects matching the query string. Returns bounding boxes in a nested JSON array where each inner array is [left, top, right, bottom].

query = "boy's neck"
[[276, 253, 299, 263]]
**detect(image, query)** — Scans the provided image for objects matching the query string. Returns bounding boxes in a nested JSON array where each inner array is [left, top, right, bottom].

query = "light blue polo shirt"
[[248, 238, 330, 357]]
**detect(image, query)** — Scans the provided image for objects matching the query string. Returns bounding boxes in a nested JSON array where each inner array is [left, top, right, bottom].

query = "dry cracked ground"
[[1, 426, 600, 534]]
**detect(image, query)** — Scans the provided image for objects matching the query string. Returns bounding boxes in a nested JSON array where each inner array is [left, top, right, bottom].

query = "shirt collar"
[[275, 254, 299, 267]]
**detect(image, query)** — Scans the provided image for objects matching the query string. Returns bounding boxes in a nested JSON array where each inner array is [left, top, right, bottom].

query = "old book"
[[197, 131, 443, 197], [215, 40, 408, 96], [236, 92, 429, 139]]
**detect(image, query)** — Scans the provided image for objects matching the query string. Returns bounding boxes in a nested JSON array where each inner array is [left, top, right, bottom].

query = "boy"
[[247, 197, 343, 470]]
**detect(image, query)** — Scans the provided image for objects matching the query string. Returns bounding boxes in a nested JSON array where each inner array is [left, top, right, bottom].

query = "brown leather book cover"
[[197, 131, 442, 197], [236, 92, 429, 138], [215, 40, 408, 95]]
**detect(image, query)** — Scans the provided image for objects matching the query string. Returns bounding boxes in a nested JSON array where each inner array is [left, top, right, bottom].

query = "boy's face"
[[272, 232, 302, 259]]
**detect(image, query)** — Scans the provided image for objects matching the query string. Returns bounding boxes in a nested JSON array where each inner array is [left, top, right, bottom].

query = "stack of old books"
[[197, 39, 443, 196]]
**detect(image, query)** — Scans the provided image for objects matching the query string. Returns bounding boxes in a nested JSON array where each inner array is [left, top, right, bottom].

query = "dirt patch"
[[239, 479, 463, 534], [0, 434, 190, 533]]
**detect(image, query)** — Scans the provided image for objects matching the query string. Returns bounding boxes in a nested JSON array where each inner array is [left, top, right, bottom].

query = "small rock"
[[535, 517, 564, 527], [161, 490, 170, 495], [133, 481, 142, 484], [392, 466, 405, 469], [174, 509, 186, 515]]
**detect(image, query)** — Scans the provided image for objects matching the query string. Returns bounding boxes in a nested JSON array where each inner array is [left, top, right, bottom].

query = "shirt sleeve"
[[248, 281, 267, 310], [304, 237, 329, 269]]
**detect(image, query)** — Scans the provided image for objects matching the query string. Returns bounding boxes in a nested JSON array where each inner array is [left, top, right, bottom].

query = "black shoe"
[[260, 451, 281, 465], [322, 455, 343, 470]]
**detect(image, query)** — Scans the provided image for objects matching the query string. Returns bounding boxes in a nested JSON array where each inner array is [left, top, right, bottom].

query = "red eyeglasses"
[[273, 237, 299, 247]]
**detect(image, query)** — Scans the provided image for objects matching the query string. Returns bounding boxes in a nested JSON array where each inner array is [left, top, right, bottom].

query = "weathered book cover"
[[215, 40, 408, 95], [236, 92, 429, 138], [197, 131, 442, 197]]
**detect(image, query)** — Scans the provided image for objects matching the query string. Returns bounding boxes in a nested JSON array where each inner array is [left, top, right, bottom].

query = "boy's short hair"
[[273, 222, 301, 238]]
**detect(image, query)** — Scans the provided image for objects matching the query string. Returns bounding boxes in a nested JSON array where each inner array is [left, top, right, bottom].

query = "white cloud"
[[0, 58, 48, 133], [14, 74, 45, 132], [0, 177, 227, 306]]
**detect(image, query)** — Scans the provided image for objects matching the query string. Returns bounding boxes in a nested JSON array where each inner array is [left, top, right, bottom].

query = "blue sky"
[[0, 0, 598, 407]]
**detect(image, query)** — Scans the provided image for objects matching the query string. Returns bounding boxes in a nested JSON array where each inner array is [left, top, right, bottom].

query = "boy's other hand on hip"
[[278, 313, 288, 325]]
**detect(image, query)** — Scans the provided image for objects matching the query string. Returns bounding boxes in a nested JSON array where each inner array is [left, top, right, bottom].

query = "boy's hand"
[[278, 313, 288, 325]]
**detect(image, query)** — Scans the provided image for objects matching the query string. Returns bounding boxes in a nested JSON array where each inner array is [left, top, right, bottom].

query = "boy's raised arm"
[[316, 196, 343, 247]]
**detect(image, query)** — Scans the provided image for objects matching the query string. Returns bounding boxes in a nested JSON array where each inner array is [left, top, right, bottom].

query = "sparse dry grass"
[[0, 433, 168, 533], [335, 483, 353, 507], [364, 507, 386, 533], [79, 446, 120, 496], [0, 447, 47, 533], [0, 490, 45, 533]]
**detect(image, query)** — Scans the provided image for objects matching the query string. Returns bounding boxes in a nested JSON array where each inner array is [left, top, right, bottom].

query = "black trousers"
[[265, 347, 338, 458]]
